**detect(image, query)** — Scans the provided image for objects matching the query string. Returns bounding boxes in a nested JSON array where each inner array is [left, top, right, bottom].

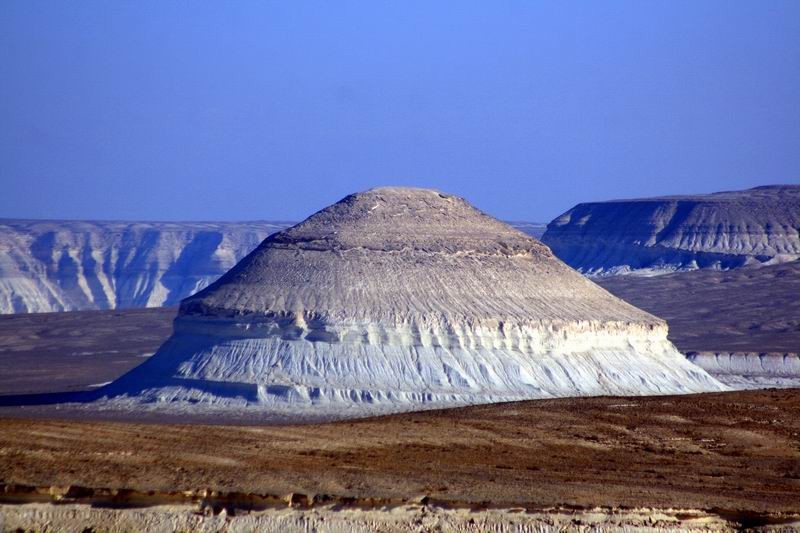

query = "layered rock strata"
[[97, 187, 724, 416], [542, 185, 800, 276], [687, 352, 800, 389], [0, 220, 290, 313], [0, 220, 543, 314]]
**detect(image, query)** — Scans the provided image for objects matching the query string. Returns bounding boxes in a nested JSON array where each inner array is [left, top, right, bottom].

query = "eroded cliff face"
[[686, 352, 800, 389], [0, 220, 290, 314], [542, 185, 800, 275]]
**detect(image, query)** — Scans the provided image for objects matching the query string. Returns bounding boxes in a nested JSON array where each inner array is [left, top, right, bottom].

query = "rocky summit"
[[542, 185, 800, 276], [95, 187, 724, 419]]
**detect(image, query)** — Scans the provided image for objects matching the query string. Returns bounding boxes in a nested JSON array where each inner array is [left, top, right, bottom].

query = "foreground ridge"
[[4, 484, 794, 531], [2, 390, 799, 528]]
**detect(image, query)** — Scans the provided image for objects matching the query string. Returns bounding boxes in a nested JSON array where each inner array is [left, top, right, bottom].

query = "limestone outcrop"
[[0, 219, 544, 314], [542, 185, 800, 276], [0, 220, 290, 313]]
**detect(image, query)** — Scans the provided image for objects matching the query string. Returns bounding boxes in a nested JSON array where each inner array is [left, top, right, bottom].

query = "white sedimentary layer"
[[100, 318, 722, 415], [0, 220, 542, 314], [542, 185, 800, 276], [686, 351, 800, 390], [96, 187, 725, 416], [0, 220, 290, 314], [0, 502, 740, 531]]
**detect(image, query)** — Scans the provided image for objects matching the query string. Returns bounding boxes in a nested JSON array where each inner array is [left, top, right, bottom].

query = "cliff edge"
[[542, 185, 800, 275]]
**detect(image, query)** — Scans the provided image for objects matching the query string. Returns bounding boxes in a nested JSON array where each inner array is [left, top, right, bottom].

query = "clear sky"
[[2, 1, 799, 222]]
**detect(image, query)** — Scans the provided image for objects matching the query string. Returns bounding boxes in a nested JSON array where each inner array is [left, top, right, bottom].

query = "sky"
[[1, 1, 799, 223]]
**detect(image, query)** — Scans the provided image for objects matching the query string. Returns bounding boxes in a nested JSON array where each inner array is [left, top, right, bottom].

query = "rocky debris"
[[3, 500, 765, 532]]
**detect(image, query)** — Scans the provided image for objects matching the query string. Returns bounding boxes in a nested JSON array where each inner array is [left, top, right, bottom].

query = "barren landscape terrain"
[[2, 262, 799, 528], [3, 0, 798, 528], [2, 390, 800, 529], [2, 262, 798, 397], [0, 307, 175, 395], [597, 261, 800, 353]]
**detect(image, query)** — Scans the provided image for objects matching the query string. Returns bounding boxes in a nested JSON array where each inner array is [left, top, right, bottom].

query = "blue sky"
[[1, 1, 799, 222]]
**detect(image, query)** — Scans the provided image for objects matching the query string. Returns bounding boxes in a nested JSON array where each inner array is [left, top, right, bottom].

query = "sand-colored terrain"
[[0, 503, 744, 531], [2, 390, 800, 529], [597, 261, 800, 353], [2, 257, 799, 528], [0, 307, 175, 395]]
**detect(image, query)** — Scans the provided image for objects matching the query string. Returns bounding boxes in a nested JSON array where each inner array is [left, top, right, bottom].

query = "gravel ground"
[[1, 390, 799, 517]]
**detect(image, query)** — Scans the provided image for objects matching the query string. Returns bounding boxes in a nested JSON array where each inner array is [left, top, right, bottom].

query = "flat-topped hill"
[[542, 185, 800, 275]]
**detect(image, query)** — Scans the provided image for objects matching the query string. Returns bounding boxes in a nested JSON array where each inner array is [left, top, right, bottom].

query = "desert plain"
[[1, 263, 799, 530]]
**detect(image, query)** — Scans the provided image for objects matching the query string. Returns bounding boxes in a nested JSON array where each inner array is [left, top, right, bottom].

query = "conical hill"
[[98, 187, 725, 419]]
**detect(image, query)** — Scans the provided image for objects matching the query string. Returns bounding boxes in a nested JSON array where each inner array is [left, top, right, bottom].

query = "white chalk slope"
[[542, 185, 800, 276], [687, 352, 800, 390], [0, 220, 291, 314], [99, 188, 724, 417]]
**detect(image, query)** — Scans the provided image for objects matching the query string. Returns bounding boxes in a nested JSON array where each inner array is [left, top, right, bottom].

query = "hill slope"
[[0, 219, 543, 315], [92, 187, 722, 418]]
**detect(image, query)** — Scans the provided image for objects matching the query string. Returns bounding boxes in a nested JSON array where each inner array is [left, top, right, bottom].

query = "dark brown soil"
[[1, 389, 799, 514], [1, 268, 799, 517]]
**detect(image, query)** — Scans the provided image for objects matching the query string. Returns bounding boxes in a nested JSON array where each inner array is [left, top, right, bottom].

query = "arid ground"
[[0, 307, 175, 395], [596, 261, 800, 353], [2, 390, 800, 527], [1, 264, 799, 528]]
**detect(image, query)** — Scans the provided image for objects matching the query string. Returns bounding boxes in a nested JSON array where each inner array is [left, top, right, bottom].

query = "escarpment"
[[0, 220, 290, 314], [95, 187, 724, 418], [542, 185, 800, 276]]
